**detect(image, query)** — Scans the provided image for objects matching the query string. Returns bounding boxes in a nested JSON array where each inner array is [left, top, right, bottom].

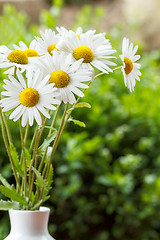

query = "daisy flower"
[[13, 40, 40, 57], [56, 26, 108, 45], [0, 45, 34, 73], [56, 26, 96, 39], [35, 29, 60, 56], [31, 50, 92, 104], [56, 30, 116, 74], [0, 69, 60, 127], [3, 40, 40, 75], [120, 37, 141, 92]]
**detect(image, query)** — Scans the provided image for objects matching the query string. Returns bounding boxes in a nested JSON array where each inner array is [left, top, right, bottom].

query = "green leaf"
[[24, 148, 31, 167], [0, 200, 19, 210], [0, 174, 11, 189], [68, 102, 91, 113], [44, 164, 54, 196], [38, 131, 57, 155], [48, 164, 54, 186], [42, 195, 50, 202], [32, 167, 47, 188], [31, 200, 43, 210], [68, 118, 86, 128], [10, 144, 24, 177], [74, 102, 91, 109], [0, 186, 27, 206]]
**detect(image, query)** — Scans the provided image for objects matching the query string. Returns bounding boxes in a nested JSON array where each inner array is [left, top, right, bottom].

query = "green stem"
[[38, 105, 60, 173], [24, 122, 29, 146], [28, 129, 40, 201], [29, 125, 38, 153], [37, 103, 69, 205], [94, 66, 122, 79], [49, 105, 61, 135], [3, 113, 13, 145], [0, 108, 20, 191], [33, 105, 61, 206], [46, 103, 69, 179], [20, 122, 29, 165], [112, 66, 122, 72], [19, 119, 27, 198], [14, 66, 17, 78], [28, 114, 48, 203]]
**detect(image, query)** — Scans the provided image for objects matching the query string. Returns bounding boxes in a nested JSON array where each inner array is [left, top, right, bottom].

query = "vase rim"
[[9, 206, 50, 213]]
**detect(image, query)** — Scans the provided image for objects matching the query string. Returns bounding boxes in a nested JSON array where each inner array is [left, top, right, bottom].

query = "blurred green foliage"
[[0, 2, 160, 240]]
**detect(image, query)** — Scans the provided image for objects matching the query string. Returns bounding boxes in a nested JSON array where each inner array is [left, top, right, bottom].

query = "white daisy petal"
[[28, 108, 34, 126], [9, 105, 24, 120], [132, 55, 141, 62], [34, 29, 59, 56], [33, 107, 42, 126], [119, 37, 141, 92], [16, 70, 27, 88], [65, 89, 76, 104], [2, 101, 19, 112], [1, 68, 57, 125], [69, 85, 84, 97], [57, 29, 116, 73], [30, 50, 92, 104], [60, 88, 68, 104], [0, 45, 34, 72], [22, 108, 28, 127], [36, 104, 50, 119]]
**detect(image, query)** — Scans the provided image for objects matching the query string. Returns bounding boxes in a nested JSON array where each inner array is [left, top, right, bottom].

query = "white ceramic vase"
[[4, 206, 55, 240]]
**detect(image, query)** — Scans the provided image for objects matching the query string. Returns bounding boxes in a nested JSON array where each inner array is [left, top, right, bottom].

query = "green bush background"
[[0, 2, 160, 240]]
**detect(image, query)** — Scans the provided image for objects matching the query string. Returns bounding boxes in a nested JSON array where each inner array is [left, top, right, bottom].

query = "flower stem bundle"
[[0, 27, 141, 210]]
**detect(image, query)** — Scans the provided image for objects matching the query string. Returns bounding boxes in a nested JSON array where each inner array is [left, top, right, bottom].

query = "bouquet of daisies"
[[0, 27, 141, 210]]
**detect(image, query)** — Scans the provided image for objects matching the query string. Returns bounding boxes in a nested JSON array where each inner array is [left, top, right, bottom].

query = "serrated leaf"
[[0, 185, 27, 205], [0, 174, 11, 189], [38, 131, 57, 155], [10, 144, 24, 177], [32, 167, 47, 188], [68, 118, 86, 128], [75, 102, 91, 109], [24, 148, 31, 167], [0, 200, 19, 210]]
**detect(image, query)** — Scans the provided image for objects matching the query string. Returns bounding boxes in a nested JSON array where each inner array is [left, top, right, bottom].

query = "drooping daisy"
[[120, 37, 141, 92], [56, 30, 116, 74], [0, 45, 34, 73], [0, 69, 60, 127], [35, 29, 60, 56], [31, 50, 92, 104]]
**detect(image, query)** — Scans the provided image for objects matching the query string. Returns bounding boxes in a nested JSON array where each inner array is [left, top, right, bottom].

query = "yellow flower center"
[[7, 50, 28, 64], [124, 57, 133, 75], [73, 46, 94, 63], [48, 44, 59, 55], [49, 70, 70, 88], [77, 34, 80, 39], [23, 49, 39, 57], [19, 88, 39, 107]]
